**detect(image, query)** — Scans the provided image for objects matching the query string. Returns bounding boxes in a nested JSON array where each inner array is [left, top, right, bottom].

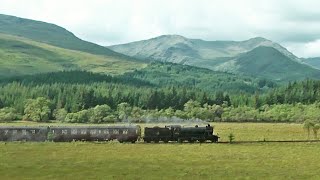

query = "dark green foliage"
[[261, 79, 320, 105], [0, 63, 319, 123], [0, 70, 226, 116], [122, 62, 263, 93]]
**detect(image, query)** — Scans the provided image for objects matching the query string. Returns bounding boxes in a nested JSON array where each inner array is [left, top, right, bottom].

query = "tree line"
[[1, 68, 320, 124]]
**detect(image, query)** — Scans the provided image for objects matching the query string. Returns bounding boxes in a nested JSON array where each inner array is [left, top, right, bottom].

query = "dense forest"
[[0, 63, 320, 124]]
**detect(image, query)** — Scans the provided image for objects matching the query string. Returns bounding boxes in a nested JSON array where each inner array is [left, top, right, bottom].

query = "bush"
[[0, 107, 19, 122]]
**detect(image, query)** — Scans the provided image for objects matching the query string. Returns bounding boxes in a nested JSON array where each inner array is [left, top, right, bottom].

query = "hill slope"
[[0, 14, 126, 57], [302, 57, 320, 69], [0, 33, 146, 78], [213, 46, 320, 81]]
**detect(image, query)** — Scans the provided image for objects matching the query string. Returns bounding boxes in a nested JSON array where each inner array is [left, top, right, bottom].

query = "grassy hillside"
[[234, 46, 320, 81], [0, 33, 146, 78], [0, 14, 129, 57], [302, 57, 320, 69]]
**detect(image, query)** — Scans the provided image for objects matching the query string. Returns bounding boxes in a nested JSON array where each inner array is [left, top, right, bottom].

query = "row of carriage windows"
[[55, 129, 128, 135], [0, 129, 129, 135], [1, 129, 37, 135]]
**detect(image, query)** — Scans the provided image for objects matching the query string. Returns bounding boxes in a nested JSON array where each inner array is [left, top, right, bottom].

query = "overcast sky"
[[1, 0, 320, 58]]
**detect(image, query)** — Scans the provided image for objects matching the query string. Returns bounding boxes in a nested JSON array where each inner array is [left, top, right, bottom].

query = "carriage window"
[[81, 130, 87, 134], [31, 130, 36, 134], [4, 130, 9, 135], [104, 130, 109, 134], [123, 129, 128, 134], [71, 129, 77, 135], [113, 129, 119, 134], [22, 130, 27, 135], [90, 130, 97, 134], [12, 130, 18, 135], [62, 130, 68, 135], [98, 130, 102, 134]]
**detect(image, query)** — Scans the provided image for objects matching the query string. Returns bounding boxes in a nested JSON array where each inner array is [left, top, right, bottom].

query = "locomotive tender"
[[0, 124, 219, 143]]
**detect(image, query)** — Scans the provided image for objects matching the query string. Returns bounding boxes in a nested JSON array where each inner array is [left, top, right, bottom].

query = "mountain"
[[108, 35, 299, 64], [302, 57, 320, 69], [215, 46, 320, 81], [108, 35, 320, 81], [0, 14, 146, 78]]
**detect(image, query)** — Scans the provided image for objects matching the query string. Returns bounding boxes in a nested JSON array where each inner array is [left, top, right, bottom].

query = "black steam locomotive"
[[144, 124, 219, 143], [0, 124, 219, 143]]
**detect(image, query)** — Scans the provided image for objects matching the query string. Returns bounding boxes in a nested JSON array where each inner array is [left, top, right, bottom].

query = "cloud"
[[0, 0, 320, 57], [285, 39, 320, 58]]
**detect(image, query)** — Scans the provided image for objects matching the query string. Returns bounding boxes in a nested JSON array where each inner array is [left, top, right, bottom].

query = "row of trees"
[[2, 97, 320, 124], [0, 81, 231, 115]]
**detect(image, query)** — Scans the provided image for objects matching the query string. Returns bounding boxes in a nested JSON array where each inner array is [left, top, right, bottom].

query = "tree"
[[131, 107, 144, 122], [23, 97, 51, 122], [0, 107, 19, 122], [215, 91, 225, 105], [117, 102, 132, 121], [53, 108, 68, 121], [183, 100, 201, 119], [164, 107, 175, 118], [303, 120, 315, 140], [90, 104, 112, 123], [313, 124, 320, 139]]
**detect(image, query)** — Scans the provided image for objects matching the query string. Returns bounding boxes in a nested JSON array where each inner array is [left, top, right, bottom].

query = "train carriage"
[[0, 126, 49, 142], [49, 125, 141, 142]]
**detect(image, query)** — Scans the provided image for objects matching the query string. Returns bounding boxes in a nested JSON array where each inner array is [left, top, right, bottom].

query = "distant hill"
[[0, 14, 146, 78], [214, 46, 320, 81], [0, 33, 146, 78], [302, 57, 320, 69], [0, 14, 125, 57], [109, 35, 320, 81]]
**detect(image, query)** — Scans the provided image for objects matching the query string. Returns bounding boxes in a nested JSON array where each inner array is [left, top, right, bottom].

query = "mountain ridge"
[[108, 35, 320, 81]]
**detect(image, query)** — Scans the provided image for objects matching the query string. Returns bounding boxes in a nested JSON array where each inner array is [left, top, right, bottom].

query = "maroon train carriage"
[[49, 125, 141, 143], [0, 126, 49, 142]]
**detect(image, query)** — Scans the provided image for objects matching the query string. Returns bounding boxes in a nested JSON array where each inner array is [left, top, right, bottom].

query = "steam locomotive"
[[0, 124, 219, 143], [144, 124, 219, 143]]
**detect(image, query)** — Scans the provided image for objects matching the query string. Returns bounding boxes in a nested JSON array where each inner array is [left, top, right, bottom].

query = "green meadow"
[[0, 123, 318, 179]]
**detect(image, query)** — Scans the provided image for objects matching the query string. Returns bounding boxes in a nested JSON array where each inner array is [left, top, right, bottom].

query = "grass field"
[[0, 33, 146, 77], [0, 122, 317, 179]]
